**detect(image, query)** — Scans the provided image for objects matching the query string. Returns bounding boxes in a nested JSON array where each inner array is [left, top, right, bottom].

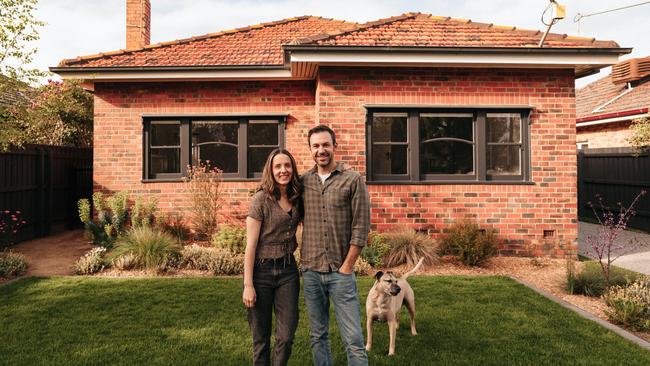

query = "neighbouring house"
[[52, 0, 631, 257], [576, 56, 650, 149]]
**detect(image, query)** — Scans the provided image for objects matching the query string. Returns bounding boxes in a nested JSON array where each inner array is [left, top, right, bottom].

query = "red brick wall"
[[316, 67, 577, 257], [93, 81, 317, 220], [577, 120, 633, 148], [93, 67, 578, 257]]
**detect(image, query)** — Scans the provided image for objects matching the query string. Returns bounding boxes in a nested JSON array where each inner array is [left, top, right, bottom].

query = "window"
[[366, 108, 530, 182], [144, 116, 285, 180]]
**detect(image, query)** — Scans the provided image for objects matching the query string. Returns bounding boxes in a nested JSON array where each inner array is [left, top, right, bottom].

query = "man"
[[301, 125, 370, 366]]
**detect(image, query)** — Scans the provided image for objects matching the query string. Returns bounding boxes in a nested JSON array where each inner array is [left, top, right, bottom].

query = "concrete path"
[[579, 221, 650, 275], [11, 230, 92, 276]]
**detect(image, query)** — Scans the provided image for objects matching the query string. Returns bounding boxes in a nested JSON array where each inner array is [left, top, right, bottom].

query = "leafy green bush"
[[74, 247, 106, 275], [110, 226, 182, 272], [383, 227, 438, 268], [603, 277, 650, 331], [361, 232, 391, 268], [0, 251, 28, 277], [212, 225, 246, 254], [78, 191, 129, 248], [180, 244, 244, 275], [439, 219, 498, 266], [572, 261, 642, 297]]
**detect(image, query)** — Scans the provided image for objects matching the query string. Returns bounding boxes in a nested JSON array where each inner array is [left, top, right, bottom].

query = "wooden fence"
[[0, 145, 92, 243], [578, 147, 650, 232]]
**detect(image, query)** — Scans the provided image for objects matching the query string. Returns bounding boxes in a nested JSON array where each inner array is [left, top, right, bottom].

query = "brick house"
[[52, 1, 631, 257], [576, 56, 650, 149]]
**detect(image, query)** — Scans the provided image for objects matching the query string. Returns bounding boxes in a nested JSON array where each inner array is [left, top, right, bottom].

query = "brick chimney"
[[126, 0, 151, 50]]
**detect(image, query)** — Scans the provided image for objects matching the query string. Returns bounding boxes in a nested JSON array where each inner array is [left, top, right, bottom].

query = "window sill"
[[141, 178, 262, 183], [366, 180, 535, 185]]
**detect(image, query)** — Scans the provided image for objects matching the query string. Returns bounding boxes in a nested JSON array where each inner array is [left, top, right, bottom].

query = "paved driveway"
[[579, 221, 650, 275]]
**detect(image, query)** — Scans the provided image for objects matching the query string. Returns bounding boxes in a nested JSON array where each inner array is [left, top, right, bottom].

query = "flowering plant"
[[586, 190, 647, 286], [0, 210, 27, 249]]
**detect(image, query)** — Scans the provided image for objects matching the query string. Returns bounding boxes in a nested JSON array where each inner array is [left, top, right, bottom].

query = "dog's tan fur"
[[365, 258, 424, 356]]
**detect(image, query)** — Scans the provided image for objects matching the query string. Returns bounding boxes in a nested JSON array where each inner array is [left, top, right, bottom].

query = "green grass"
[[1, 276, 649, 365]]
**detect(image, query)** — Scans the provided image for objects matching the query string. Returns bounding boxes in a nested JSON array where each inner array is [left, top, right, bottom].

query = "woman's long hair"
[[258, 148, 302, 205]]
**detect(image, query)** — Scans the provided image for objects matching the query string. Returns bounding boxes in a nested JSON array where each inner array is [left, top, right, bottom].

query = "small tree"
[[183, 161, 224, 239], [2, 80, 93, 150], [586, 190, 647, 286], [0, 0, 45, 84]]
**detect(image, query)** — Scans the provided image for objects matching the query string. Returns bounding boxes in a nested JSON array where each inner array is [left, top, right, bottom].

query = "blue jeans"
[[302, 269, 368, 366]]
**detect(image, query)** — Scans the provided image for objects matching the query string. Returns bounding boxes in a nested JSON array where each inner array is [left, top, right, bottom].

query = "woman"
[[243, 148, 302, 366]]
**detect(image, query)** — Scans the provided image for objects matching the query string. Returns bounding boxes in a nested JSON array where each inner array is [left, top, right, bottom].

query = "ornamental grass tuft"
[[110, 226, 182, 272]]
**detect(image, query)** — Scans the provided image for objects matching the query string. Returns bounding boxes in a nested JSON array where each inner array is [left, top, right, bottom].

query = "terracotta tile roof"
[[57, 12, 622, 69], [296, 13, 619, 48], [59, 16, 356, 68], [576, 75, 650, 121]]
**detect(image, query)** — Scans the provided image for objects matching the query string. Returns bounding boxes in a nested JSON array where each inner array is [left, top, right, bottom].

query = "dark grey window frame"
[[366, 107, 531, 183], [143, 115, 286, 181]]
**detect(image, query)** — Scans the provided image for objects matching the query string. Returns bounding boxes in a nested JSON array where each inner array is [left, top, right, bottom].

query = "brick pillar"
[[126, 0, 150, 50]]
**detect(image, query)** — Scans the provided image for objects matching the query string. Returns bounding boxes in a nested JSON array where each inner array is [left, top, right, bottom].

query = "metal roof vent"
[[611, 56, 650, 84]]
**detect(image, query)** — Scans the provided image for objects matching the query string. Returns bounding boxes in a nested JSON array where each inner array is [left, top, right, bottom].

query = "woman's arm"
[[243, 216, 262, 308]]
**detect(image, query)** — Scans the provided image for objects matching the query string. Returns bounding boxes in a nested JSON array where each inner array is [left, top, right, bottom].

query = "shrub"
[[603, 278, 650, 331], [0, 251, 28, 277], [0, 209, 27, 249], [112, 253, 139, 271], [361, 232, 391, 268], [181, 244, 217, 271], [439, 219, 498, 266], [131, 196, 158, 228], [183, 161, 224, 238], [78, 191, 129, 248], [383, 228, 438, 268], [209, 250, 244, 275], [212, 225, 246, 254], [571, 261, 642, 297], [110, 226, 182, 272], [74, 247, 106, 275], [158, 212, 190, 243], [180, 244, 244, 275], [354, 257, 372, 276]]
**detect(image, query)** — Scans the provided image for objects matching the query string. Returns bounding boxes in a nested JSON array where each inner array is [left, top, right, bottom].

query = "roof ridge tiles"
[[293, 12, 421, 46], [58, 15, 331, 66]]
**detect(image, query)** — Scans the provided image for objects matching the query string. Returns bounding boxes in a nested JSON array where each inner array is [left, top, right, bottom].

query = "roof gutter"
[[576, 108, 649, 126], [50, 64, 288, 73], [283, 45, 632, 54]]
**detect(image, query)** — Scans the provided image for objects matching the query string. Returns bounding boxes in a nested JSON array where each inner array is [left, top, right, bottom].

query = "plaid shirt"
[[300, 162, 370, 272]]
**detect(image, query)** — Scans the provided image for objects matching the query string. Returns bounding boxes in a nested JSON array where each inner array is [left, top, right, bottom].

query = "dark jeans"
[[247, 257, 300, 366]]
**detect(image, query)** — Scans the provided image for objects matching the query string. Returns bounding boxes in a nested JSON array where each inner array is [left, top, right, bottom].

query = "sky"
[[29, 0, 650, 89]]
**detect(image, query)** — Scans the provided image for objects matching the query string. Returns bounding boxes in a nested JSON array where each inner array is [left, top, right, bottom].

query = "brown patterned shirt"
[[247, 190, 300, 260], [300, 162, 370, 272]]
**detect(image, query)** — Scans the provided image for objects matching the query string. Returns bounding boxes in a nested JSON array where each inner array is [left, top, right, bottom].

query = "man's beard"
[[315, 153, 331, 167]]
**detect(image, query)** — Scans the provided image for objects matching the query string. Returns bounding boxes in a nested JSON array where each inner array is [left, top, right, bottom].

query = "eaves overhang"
[[284, 46, 632, 79], [49, 64, 297, 90]]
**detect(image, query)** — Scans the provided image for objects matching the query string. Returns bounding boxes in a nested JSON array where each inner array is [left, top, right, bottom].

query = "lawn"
[[1, 276, 649, 366]]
